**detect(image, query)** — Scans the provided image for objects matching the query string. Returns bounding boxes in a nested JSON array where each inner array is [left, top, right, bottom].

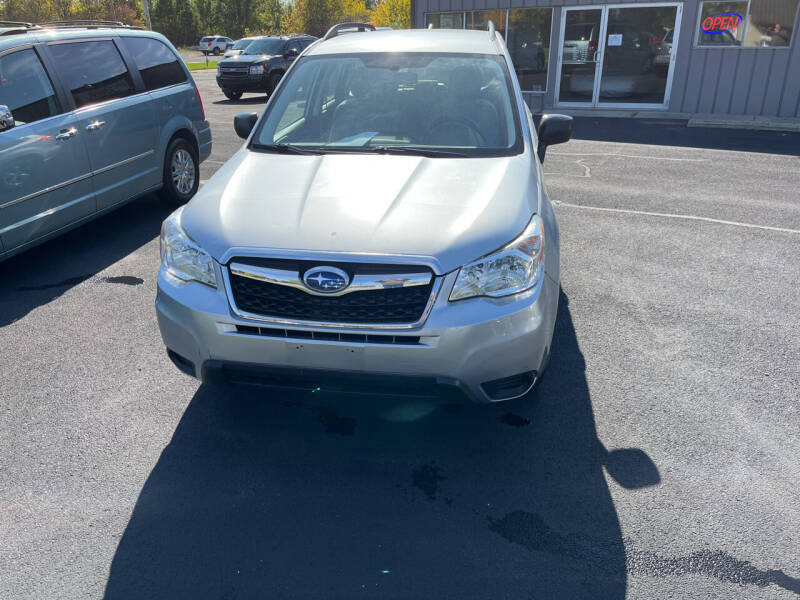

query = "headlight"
[[449, 214, 544, 301], [249, 64, 264, 75], [160, 207, 217, 287]]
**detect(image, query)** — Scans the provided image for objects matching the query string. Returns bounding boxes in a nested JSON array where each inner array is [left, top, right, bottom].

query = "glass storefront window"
[[697, 0, 797, 46], [507, 9, 553, 92], [745, 0, 797, 46], [423, 9, 554, 92], [425, 12, 463, 29], [465, 10, 508, 40]]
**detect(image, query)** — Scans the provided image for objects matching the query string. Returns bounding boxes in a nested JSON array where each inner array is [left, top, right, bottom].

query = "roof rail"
[[488, 20, 496, 41], [0, 20, 34, 27], [37, 20, 141, 30], [323, 22, 375, 41]]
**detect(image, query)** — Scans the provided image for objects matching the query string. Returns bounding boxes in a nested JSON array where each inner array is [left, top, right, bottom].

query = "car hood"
[[221, 54, 280, 65], [182, 149, 540, 274]]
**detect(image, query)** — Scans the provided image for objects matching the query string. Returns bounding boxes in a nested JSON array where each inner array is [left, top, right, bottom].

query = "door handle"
[[85, 120, 106, 131], [55, 127, 77, 140]]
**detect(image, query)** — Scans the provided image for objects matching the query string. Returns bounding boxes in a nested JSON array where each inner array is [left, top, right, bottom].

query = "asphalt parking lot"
[[1, 70, 799, 599]]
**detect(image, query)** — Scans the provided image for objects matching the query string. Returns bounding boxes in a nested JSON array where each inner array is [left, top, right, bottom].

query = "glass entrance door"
[[558, 9, 603, 104], [557, 4, 682, 107]]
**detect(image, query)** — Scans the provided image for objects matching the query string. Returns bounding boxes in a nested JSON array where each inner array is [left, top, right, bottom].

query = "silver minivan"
[[156, 23, 572, 403], [0, 22, 211, 262]]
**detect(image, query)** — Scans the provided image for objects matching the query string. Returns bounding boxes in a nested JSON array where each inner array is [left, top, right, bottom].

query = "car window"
[[200, 37, 212, 43], [244, 39, 286, 55], [119, 37, 186, 91], [0, 48, 60, 126], [48, 40, 136, 109], [255, 53, 522, 157], [232, 39, 252, 50]]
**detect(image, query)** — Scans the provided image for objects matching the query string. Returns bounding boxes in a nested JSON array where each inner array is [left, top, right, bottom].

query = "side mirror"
[[286, 47, 300, 58], [537, 113, 573, 163], [234, 112, 258, 139], [0, 105, 14, 132]]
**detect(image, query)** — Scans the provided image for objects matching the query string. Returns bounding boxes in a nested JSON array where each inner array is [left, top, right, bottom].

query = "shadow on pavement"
[[212, 96, 268, 105], [104, 292, 659, 599], [0, 193, 171, 327], [537, 116, 800, 156]]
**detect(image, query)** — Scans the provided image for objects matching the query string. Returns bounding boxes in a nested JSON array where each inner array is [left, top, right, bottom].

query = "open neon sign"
[[701, 12, 743, 34]]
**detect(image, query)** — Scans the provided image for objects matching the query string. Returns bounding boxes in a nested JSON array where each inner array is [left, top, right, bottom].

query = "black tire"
[[223, 89, 243, 101], [267, 72, 282, 95], [213, 47, 220, 56], [159, 137, 199, 205]]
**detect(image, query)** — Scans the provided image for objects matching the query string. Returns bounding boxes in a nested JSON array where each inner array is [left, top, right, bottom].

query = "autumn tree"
[[371, 0, 410, 29]]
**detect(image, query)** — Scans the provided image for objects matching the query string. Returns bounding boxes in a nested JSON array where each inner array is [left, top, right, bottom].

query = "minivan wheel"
[[224, 89, 243, 100], [159, 138, 199, 205], [213, 47, 220, 56]]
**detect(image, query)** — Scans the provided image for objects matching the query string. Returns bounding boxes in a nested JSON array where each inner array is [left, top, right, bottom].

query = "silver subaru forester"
[[156, 23, 573, 402]]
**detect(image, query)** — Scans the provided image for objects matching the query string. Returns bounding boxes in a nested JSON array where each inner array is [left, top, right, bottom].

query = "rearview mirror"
[[0, 105, 14, 132], [234, 112, 259, 139], [537, 113, 573, 163]]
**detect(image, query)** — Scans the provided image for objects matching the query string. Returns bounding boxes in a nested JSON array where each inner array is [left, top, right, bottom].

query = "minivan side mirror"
[[286, 47, 300, 58], [234, 112, 259, 139], [0, 105, 14, 132], [537, 114, 573, 163]]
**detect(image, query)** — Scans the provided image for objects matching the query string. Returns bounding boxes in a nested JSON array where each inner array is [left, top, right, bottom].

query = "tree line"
[[0, 0, 410, 47]]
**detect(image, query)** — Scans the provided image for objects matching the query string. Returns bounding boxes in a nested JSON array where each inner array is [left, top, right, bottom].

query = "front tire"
[[267, 72, 282, 95], [223, 89, 243, 100], [159, 138, 199, 205], [213, 47, 221, 56]]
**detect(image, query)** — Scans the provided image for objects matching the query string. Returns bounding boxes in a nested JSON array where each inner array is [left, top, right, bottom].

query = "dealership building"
[[412, 0, 800, 118]]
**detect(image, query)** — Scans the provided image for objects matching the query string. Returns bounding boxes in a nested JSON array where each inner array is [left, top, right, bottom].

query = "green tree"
[[194, 0, 218, 34], [371, 0, 409, 29], [217, 0, 262, 39]]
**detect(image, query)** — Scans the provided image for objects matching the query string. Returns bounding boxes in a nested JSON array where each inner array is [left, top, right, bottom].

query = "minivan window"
[[119, 37, 187, 91], [48, 41, 136, 109], [254, 53, 522, 157], [0, 49, 60, 126], [244, 39, 286, 55]]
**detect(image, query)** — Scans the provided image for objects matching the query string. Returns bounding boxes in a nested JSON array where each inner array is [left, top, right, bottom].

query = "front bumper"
[[156, 267, 559, 403], [216, 74, 268, 93]]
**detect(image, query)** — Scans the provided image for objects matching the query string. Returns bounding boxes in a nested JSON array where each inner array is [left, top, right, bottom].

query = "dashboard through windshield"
[[252, 53, 524, 157]]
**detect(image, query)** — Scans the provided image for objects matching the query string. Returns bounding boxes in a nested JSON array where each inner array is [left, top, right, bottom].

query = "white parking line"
[[557, 202, 800, 235]]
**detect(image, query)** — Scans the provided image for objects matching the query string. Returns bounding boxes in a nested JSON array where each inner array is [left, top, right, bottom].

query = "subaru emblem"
[[303, 266, 350, 294]]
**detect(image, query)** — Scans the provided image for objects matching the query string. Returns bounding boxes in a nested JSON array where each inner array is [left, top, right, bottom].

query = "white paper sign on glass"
[[607, 33, 623, 46]]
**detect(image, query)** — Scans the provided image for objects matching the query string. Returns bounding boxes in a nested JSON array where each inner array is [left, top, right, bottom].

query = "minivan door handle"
[[55, 127, 77, 140], [85, 120, 106, 131]]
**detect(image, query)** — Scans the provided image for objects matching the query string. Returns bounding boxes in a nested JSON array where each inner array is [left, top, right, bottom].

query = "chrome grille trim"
[[229, 262, 432, 297], [222, 262, 442, 330]]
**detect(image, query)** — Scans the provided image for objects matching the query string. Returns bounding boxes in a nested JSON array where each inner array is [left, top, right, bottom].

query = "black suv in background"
[[215, 34, 316, 100]]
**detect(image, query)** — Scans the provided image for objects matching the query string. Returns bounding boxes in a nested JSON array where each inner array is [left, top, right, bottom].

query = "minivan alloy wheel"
[[171, 149, 196, 195]]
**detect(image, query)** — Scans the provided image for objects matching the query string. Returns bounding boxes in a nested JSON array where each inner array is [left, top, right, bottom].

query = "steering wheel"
[[427, 117, 486, 146]]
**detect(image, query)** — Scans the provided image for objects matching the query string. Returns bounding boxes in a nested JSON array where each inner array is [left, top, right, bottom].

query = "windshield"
[[232, 39, 253, 50], [244, 39, 285, 56], [253, 53, 522, 157]]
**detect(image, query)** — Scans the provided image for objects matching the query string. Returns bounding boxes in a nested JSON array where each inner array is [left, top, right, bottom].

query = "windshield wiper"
[[365, 146, 469, 158], [251, 143, 323, 155]]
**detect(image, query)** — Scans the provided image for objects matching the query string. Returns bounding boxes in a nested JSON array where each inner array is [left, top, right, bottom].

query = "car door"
[[283, 39, 303, 69], [0, 45, 95, 254], [43, 38, 159, 213]]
